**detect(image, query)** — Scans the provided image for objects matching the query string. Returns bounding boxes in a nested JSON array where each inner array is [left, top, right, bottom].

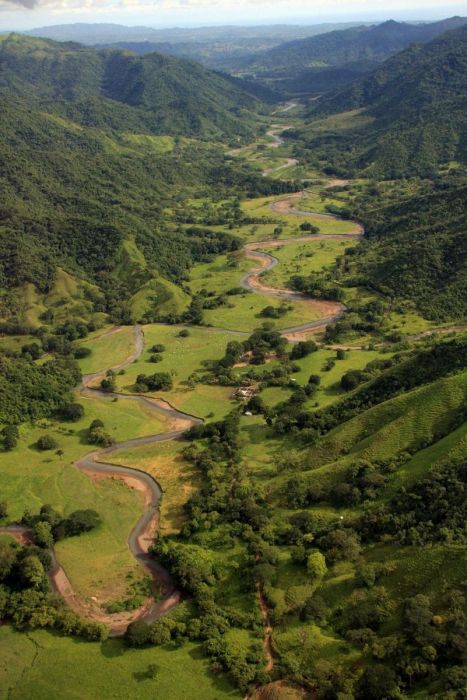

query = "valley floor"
[[1, 112, 465, 700]]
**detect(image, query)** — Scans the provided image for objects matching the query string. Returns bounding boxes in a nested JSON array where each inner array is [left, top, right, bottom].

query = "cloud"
[[2, 0, 38, 7]]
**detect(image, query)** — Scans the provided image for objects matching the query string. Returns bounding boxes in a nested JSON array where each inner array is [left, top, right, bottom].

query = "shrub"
[[2, 425, 19, 450], [37, 435, 58, 451], [73, 347, 91, 359], [60, 403, 84, 422]]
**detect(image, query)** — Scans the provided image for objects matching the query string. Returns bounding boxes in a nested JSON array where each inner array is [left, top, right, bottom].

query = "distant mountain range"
[[19, 22, 370, 75], [237, 16, 467, 95], [22, 22, 366, 45]]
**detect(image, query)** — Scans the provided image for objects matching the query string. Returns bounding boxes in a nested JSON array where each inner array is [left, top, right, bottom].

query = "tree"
[[149, 619, 173, 645], [300, 222, 319, 234], [0, 542, 16, 581], [37, 435, 58, 451], [291, 340, 317, 360], [100, 375, 116, 392], [74, 347, 92, 359], [3, 425, 19, 450], [355, 664, 399, 699], [307, 550, 327, 581], [0, 501, 8, 520], [20, 555, 45, 588], [319, 528, 361, 564], [61, 509, 101, 537], [60, 403, 84, 422], [33, 521, 54, 548], [125, 620, 151, 646]]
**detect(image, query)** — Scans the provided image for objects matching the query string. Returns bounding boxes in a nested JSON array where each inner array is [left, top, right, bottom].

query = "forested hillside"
[[0, 34, 261, 140], [293, 25, 467, 177], [0, 35, 297, 328], [348, 177, 467, 321], [236, 17, 467, 95]]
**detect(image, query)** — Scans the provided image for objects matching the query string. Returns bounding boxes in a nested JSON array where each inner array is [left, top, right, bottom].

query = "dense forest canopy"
[[0, 34, 262, 140]]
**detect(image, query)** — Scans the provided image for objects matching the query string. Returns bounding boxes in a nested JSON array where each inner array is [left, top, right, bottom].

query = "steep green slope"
[[303, 25, 467, 175], [348, 178, 467, 321]]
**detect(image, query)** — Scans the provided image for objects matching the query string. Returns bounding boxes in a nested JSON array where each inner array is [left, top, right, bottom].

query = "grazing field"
[[0, 399, 168, 601], [189, 254, 323, 333], [114, 324, 237, 418], [242, 196, 357, 235], [0, 627, 240, 700], [76, 326, 136, 374], [260, 238, 350, 288]]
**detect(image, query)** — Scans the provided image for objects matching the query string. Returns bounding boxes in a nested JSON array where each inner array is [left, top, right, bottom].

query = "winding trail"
[[0, 195, 362, 637], [1, 326, 203, 635], [2, 174, 462, 640], [242, 229, 363, 340]]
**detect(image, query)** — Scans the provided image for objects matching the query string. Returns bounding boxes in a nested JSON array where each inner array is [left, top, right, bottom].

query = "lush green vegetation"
[[297, 25, 467, 177], [0, 21, 466, 700]]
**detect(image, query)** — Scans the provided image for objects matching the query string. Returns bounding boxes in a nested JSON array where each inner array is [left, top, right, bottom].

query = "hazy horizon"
[[1, 0, 467, 32]]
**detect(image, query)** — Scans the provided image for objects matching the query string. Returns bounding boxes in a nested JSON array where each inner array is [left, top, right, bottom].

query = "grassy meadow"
[[0, 626, 240, 700]]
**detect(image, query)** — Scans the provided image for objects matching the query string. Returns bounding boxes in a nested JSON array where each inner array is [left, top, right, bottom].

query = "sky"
[[1, 0, 467, 30]]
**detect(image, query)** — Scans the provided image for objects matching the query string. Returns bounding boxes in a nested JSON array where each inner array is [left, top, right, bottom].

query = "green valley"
[[0, 19, 466, 700]]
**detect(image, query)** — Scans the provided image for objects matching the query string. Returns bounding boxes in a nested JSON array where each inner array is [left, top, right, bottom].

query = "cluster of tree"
[[134, 372, 173, 393], [360, 460, 467, 545], [290, 272, 345, 301], [87, 419, 115, 448], [259, 304, 290, 319], [0, 352, 81, 426], [22, 504, 102, 544], [0, 538, 106, 640]]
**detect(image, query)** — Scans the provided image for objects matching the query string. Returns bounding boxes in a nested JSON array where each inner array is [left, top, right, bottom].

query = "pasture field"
[[260, 238, 350, 288], [0, 627, 240, 700], [0, 395, 172, 601], [189, 254, 323, 333], [296, 191, 348, 213], [114, 324, 237, 419], [76, 326, 136, 374], [242, 196, 358, 235]]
